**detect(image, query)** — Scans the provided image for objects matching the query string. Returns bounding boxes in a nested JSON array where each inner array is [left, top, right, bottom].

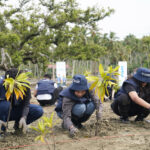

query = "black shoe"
[[13, 128, 23, 135], [73, 123, 83, 129], [135, 116, 144, 122], [13, 122, 19, 130], [120, 116, 129, 124], [40, 103, 46, 106], [13, 122, 23, 135], [76, 123, 83, 129]]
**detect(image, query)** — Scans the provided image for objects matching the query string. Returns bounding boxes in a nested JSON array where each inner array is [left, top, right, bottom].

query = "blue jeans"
[[72, 101, 95, 118], [57, 101, 95, 123], [0, 100, 43, 130]]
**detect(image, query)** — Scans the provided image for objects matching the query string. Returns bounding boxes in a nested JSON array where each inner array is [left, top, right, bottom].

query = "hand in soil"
[[19, 117, 27, 134], [69, 127, 79, 137]]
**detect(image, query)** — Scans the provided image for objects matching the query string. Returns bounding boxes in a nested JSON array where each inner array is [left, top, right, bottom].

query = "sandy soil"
[[1, 86, 150, 150]]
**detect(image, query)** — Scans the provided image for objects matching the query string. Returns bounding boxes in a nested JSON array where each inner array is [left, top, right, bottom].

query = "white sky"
[[76, 0, 150, 40], [6, 0, 150, 40]]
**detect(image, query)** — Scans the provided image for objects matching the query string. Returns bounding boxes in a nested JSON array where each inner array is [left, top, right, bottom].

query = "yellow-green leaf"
[[95, 86, 100, 99], [86, 76, 99, 82], [35, 135, 42, 142], [89, 81, 98, 91], [40, 136, 45, 143], [99, 64, 104, 75], [113, 66, 120, 72]]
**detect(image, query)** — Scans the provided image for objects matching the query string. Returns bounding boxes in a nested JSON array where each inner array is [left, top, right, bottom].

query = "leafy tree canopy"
[[0, 0, 114, 70]]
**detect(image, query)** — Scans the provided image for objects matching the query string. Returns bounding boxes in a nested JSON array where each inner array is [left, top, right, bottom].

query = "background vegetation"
[[0, 0, 150, 76]]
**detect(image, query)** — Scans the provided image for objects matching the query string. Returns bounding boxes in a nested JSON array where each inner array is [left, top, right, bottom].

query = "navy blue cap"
[[70, 74, 89, 91], [133, 67, 150, 83]]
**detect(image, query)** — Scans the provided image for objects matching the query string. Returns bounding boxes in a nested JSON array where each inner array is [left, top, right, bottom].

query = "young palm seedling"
[[86, 64, 119, 135], [30, 112, 59, 150], [3, 71, 31, 133]]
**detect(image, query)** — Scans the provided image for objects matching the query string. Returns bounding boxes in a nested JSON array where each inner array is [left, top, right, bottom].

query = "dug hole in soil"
[[1, 84, 150, 150]]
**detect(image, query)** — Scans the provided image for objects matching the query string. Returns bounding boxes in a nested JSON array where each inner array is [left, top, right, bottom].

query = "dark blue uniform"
[[55, 87, 90, 113], [0, 78, 43, 130], [36, 79, 63, 106], [37, 79, 55, 95], [111, 78, 150, 121]]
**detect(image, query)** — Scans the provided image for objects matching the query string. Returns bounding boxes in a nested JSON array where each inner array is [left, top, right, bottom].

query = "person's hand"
[[69, 126, 79, 137], [19, 117, 27, 134], [0, 120, 6, 131]]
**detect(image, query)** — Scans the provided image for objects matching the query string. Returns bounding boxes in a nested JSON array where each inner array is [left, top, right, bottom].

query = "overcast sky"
[[77, 0, 150, 40], [7, 0, 150, 40]]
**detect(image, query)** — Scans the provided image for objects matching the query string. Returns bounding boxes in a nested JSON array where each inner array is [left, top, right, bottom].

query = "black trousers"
[[38, 86, 63, 106], [111, 93, 149, 118]]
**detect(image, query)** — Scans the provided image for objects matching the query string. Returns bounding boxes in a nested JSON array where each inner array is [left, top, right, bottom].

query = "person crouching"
[[111, 67, 150, 123], [34, 74, 63, 106], [55, 74, 102, 137]]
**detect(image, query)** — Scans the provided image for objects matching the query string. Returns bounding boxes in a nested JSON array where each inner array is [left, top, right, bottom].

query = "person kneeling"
[[55, 74, 102, 136]]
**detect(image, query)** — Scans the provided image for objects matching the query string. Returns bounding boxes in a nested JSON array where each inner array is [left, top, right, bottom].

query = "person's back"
[[34, 74, 62, 106]]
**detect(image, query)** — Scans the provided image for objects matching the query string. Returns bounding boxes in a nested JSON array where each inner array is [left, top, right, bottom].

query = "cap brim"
[[133, 74, 150, 83], [69, 83, 89, 91]]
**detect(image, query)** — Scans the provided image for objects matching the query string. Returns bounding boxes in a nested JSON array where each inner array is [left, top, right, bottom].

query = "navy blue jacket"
[[55, 87, 91, 112], [0, 79, 6, 100], [115, 78, 140, 98], [37, 79, 55, 95]]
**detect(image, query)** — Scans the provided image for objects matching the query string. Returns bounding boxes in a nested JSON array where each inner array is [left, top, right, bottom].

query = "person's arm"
[[62, 97, 75, 130], [129, 91, 150, 109], [18, 87, 31, 134], [34, 90, 37, 97], [124, 83, 150, 109], [21, 87, 31, 119], [33, 84, 38, 97], [111, 89, 115, 100]]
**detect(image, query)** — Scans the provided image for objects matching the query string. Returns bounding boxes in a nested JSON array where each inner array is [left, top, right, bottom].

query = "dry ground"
[[1, 85, 150, 150]]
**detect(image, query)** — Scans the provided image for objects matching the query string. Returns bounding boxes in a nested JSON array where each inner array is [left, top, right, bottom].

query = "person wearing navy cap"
[[111, 67, 150, 123], [55, 74, 102, 136]]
